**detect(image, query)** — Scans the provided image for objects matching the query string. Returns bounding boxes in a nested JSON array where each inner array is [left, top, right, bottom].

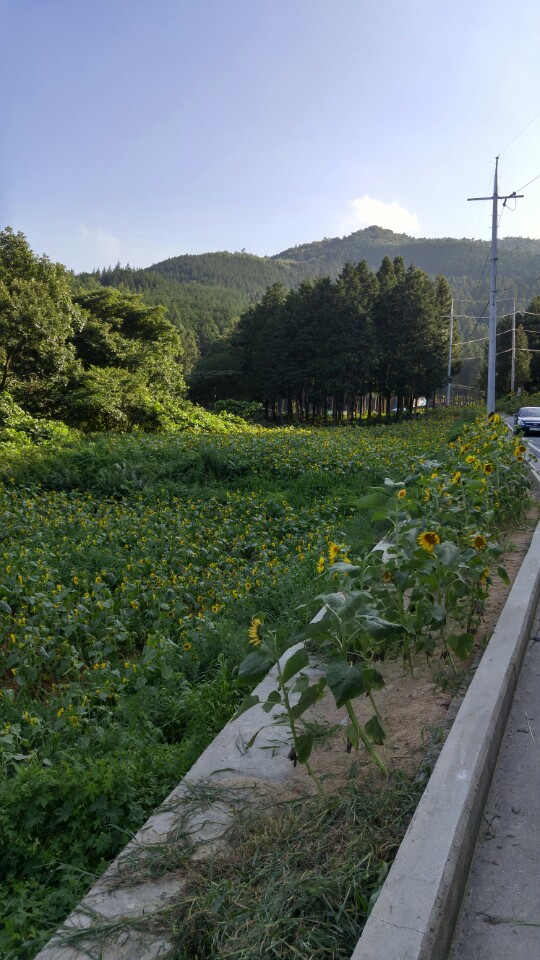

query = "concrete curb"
[[350, 519, 540, 960]]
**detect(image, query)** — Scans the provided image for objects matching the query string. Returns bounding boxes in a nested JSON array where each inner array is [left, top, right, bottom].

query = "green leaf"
[[244, 727, 263, 749], [290, 677, 327, 719], [362, 616, 405, 638], [262, 690, 282, 713], [365, 714, 386, 744], [434, 541, 459, 566], [447, 632, 475, 660], [468, 478, 487, 491], [362, 668, 385, 691], [392, 570, 410, 590], [238, 649, 276, 684], [282, 647, 309, 684], [295, 732, 314, 764], [330, 561, 362, 574], [326, 661, 366, 708], [291, 674, 310, 694], [426, 602, 446, 625], [497, 565, 510, 585], [356, 491, 389, 509]]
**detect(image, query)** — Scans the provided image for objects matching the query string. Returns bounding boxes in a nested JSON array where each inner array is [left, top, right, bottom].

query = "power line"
[[499, 109, 540, 156], [498, 237, 536, 258], [515, 172, 540, 192], [499, 275, 540, 293]]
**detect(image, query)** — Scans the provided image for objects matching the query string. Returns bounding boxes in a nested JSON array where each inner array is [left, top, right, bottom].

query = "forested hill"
[[273, 226, 540, 304], [78, 227, 540, 373], [83, 226, 540, 305]]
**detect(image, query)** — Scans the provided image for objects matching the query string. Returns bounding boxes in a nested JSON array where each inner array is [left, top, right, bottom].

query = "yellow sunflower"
[[483, 463, 494, 475], [248, 617, 263, 646], [328, 542, 340, 563], [397, 488, 407, 500], [417, 531, 441, 553], [471, 533, 487, 551]]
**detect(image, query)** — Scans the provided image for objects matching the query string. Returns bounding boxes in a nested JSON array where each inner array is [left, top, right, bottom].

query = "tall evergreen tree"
[[522, 296, 540, 390]]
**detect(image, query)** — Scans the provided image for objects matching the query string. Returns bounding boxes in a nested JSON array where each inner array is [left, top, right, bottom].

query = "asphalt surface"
[[448, 619, 540, 959]]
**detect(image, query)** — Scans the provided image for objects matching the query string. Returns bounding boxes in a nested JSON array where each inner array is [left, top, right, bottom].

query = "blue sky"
[[1, 0, 539, 272]]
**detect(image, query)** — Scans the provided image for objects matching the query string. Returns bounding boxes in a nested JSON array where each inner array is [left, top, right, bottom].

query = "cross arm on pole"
[[467, 194, 524, 201]]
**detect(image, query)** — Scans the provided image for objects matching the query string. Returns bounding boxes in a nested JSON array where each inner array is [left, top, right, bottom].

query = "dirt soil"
[[281, 507, 540, 798]]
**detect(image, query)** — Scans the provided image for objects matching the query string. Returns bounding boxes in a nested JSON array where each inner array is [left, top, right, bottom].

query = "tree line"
[[191, 257, 459, 422], [78, 227, 540, 384], [4, 225, 539, 434], [478, 296, 540, 397]]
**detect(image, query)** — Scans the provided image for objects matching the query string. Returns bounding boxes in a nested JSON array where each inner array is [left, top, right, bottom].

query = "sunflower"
[[417, 531, 441, 552], [317, 556, 325, 574], [471, 533, 487, 551], [397, 488, 407, 500], [451, 470, 461, 485], [248, 617, 263, 646], [383, 569, 394, 582], [328, 542, 340, 563], [423, 489, 431, 502], [483, 463, 494, 475]]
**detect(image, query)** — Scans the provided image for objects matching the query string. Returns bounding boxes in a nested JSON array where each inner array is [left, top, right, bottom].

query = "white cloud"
[[78, 225, 122, 263], [340, 195, 421, 236]]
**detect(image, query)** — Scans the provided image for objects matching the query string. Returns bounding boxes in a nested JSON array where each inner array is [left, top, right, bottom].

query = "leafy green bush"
[[497, 392, 540, 415], [0, 392, 76, 445], [213, 399, 265, 422]]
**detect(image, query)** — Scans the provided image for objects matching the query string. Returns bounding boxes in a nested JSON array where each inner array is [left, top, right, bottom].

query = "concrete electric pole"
[[446, 299, 454, 406], [467, 157, 523, 416], [468, 158, 523, 415]]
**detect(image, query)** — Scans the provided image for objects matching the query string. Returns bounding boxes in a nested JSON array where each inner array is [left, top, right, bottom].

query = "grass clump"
[[167, 773, 422, 960]]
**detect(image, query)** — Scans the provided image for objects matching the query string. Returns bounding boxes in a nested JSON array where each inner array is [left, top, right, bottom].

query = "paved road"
[[449, 617, 540, 959]]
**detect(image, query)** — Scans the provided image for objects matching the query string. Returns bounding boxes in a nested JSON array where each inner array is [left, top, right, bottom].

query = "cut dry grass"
[[165, 771, 424, 959]]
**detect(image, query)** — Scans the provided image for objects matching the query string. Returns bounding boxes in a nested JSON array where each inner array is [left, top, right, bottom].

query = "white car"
[[514, 407, 540, 435]]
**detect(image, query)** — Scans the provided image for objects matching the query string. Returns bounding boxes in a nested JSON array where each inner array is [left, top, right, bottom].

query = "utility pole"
[[468, 158, 523, 415], [446, 299, 454, 406], [511, 297, 516, 393]]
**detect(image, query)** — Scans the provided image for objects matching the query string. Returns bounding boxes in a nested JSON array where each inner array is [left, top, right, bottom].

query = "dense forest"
[[0, 228, 189, 433], [191, 258, 459, 420], [79, 226, 540, 391], [2, 225, 540, 433]]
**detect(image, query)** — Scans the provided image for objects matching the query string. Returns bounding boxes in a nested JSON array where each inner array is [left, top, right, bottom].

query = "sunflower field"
[[0, 408, 530, 958]]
